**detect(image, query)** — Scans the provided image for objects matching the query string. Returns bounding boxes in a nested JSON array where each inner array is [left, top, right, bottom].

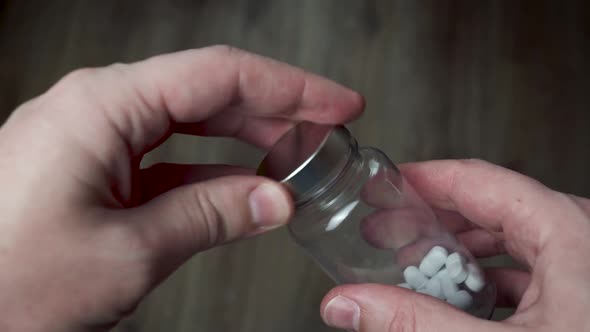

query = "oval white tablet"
[[419, 246, 448, 277], [403, 266, 428, 290], [464, 263, 485, 292], [440, 274, 459, 300], [446, 253, 468, 283], [418, 277, 444, 300]]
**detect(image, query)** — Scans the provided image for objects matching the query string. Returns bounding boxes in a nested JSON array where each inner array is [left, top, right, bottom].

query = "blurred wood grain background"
[[1, 1, 589, 331]]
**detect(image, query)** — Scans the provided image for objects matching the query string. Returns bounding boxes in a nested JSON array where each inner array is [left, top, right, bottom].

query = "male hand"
[[0, 45, 364, 331], [321, 159, 590, 331]]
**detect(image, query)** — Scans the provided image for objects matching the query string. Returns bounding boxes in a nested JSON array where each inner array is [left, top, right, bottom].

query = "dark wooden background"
[[1, 1, 589, 331]]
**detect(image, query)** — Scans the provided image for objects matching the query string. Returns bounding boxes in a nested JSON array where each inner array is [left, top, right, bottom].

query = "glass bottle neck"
[[295, 138, 367, 214]]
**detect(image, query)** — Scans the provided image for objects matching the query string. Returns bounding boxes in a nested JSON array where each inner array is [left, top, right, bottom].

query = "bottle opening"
[[257, 121, 353, 201]]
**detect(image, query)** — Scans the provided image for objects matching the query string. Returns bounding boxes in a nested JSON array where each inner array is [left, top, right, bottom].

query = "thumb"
[[321, 284, 496, 332], [125, 175, 293, 264]]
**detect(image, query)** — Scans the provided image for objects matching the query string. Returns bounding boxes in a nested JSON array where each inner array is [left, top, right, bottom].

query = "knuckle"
[[105, 62, 131, 74], [179, 187, 226, 249], [207, 44, 244, 58], [59, 67, 98, 87], [456, 158, 489, 168], [4, 96, 41, 124], [50, 64, 129, 98], [387, 304, 418, 332], [46, 67, 100, 103]]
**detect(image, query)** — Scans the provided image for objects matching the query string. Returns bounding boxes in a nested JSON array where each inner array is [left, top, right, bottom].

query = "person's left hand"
[[0, 45, 364, 332]]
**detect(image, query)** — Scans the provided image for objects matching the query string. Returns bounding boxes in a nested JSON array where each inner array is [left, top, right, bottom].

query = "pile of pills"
[[398, 246, 485, 310]]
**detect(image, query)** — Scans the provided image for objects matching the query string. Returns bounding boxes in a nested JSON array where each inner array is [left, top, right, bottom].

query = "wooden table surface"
[[1, 1, 589, 331]]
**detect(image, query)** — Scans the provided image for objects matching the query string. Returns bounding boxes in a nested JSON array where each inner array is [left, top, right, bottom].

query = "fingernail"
[[249, 183, 291, 227], [323, 296, 360, 331]]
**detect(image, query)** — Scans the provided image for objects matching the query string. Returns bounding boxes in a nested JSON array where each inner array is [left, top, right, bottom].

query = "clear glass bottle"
[[257, 122, 495, 318]]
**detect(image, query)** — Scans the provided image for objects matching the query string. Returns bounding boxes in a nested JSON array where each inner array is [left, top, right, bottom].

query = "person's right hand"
[[0, 45, 364, 332], [320, 159, 590, 331]]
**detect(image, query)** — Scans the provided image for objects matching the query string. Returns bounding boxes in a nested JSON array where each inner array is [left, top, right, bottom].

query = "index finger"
[[44, 45, 363, 157], [398, 159, 590, 268]]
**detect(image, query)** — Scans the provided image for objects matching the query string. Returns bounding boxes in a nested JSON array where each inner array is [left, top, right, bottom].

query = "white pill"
[[440, 274, 459, 300], [447, 290, 473, 310], [446, 253, 468, 283], [397, 283, 412, 289], [433, 268, 449, 280], [448, 265, 468, 283], [403, 266, 428, 290], [464, 263, 485, 292], [419, 246, 448, 277], [446, 252, 463, 264], [418, 277, 444, 300]]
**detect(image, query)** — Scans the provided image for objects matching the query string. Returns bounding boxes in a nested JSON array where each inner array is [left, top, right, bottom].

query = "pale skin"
[[0, 46, 588, 332]]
